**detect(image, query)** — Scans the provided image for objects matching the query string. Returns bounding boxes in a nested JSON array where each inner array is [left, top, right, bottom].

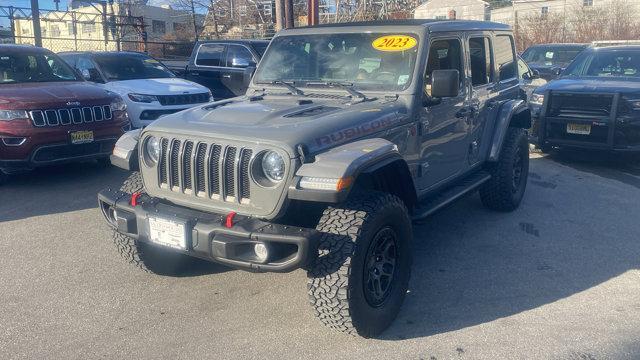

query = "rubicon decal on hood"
[[314, 113, 401, 147]]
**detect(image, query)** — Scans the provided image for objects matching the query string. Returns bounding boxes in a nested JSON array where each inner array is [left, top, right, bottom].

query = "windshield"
[[0, 52, 80, 84], [522, 46, 585, 66], [94, 53, 174, 81], [254, 33, 420, 92], [564, 49, 640, 77]]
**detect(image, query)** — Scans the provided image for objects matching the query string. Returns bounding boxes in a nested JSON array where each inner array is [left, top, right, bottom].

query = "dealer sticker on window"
[[372, 35, 417, 52]]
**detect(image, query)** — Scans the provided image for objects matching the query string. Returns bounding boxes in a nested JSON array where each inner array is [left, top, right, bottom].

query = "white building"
[[13, 3, 203, 51], [414, 0, 490, 21]]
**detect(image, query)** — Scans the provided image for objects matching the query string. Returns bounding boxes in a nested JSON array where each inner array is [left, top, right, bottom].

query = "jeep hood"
[[146, 96, 409, 155], [0, 81, 115, 109], [538, 77, 640, 95]]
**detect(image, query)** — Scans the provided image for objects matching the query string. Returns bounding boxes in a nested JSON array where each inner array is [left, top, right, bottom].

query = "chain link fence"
[[0, 5, 196, 59]]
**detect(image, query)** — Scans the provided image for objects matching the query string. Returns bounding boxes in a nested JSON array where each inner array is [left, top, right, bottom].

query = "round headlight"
[[145, 136, 160, 166], [261, 151, 285, 182]]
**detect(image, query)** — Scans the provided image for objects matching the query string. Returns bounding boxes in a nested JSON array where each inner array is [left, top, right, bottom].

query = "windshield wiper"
[[307, 81, 367, 100], [257, 80, 305, 96]]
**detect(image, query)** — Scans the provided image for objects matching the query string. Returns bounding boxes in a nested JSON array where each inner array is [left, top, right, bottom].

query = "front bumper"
[[126, 102, 206, 128], [534, 92, 640, 152], [97, 188, 318, 272]]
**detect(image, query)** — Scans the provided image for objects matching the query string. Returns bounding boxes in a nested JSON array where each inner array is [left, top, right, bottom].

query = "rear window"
[[494, 35, 516, 81], [522, 46, 585, 65], [195, 44, 226, 67]]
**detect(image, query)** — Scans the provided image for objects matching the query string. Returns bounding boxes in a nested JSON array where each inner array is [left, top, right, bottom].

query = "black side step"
[[412, 170, 491, 221]]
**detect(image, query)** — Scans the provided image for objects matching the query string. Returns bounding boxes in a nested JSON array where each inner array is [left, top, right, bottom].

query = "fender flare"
[[110, 129, 141, 171], [288, 138, 404, 203], [488, 99, 530, 162]]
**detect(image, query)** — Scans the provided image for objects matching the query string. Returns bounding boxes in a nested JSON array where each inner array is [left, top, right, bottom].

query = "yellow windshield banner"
[[372, 35, 418, 52]]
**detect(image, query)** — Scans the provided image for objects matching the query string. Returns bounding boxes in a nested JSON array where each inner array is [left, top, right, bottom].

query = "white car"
[[59, 51, 212, 128]]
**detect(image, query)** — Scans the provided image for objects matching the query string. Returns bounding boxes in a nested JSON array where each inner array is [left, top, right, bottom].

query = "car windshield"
[[94, 53, 174, 81], [563, 49, 640, 77], [522, 46, 585, 66], [0, 52, 80, 84], [253, 33, 420, 92]]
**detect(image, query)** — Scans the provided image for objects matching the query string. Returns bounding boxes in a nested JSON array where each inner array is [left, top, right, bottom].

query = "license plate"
[[566, 123, 591, 135], [148, 217, 187, 250], [70, 130, 94, 144]]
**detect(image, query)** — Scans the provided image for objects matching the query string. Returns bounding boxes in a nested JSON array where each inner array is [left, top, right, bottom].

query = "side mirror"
[[231, 57, 251, 68], [431, 69, 460, 98], [81, 68, 103, 83], [531, 69, 540, 79]]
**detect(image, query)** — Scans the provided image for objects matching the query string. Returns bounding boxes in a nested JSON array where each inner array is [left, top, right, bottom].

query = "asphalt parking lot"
[[2, 151, 640, 360]]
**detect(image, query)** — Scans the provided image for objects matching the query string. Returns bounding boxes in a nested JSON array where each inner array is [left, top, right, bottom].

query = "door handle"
[[222, 74, 232, 79], [189, 71, 199, 76], [455, 106, 477, 118]]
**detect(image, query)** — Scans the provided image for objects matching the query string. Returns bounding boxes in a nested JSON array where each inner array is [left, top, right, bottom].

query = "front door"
[[418, 37, 470, 190]]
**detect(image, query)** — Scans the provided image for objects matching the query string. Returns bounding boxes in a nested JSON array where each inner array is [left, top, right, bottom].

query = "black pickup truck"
[[163, 40, 270, 99]]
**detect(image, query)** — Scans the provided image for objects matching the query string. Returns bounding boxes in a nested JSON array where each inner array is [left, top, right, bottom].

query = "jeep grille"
[[157, 138, 253, 203], [29, 105, 112, 127]]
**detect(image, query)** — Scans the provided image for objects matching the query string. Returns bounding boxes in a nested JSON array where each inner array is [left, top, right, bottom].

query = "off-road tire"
[[113, 172, 193, 276], [307, 191, 412, 337], [480, 127, 529, 211]]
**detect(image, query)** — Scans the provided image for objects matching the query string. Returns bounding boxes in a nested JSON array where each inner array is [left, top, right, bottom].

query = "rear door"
[[186, 43, 231, 98], [222, 44, 258, 96], [465, 33, 500, 166], [418, 36, 470, 190]]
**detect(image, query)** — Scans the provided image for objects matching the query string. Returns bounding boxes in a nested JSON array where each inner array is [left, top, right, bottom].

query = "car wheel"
[[307, 191, 412, 337], [113, 172, 195, 276], [480, 127, 529, 211]]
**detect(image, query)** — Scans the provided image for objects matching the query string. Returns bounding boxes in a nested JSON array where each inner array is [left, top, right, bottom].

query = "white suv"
[[60, 51, 212, 128]]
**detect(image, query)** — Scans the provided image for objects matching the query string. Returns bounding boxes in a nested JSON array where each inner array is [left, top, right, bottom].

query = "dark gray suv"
[[99, 19, 532, 337]]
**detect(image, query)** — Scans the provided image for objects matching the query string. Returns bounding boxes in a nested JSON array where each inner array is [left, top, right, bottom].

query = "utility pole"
[[275, 0, 285, 30], [30, 0, 42, 47], [284, 0, 294, 28], [307, 0, 319, 25]]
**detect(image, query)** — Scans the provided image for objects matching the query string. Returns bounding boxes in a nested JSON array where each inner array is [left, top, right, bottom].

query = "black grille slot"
[[156, 93, 210, 106], [240, 149, 252, 201], [209, 145, 221, 195], [103, 105, 112, 120], [83, 107, 93, 122], [170, 140, 181, 187], [45, 110, 59, 125], [71, 108, 83, 124], [30, 111, 45, 126], [182, 141, 194, 191], [195, 143, 207, 194], [59, 109, 71, 125], [159, 138, 168, 185], [224, 147, 237, 198], [93, 106, 104, 121]]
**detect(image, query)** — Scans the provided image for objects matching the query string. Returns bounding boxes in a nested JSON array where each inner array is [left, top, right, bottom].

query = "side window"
[[195, 44, 226, 67], [225, 45, 254, 68], [469, 37, 493, 86], [494, 35, 516, 81], [424, 38, 463, 96]]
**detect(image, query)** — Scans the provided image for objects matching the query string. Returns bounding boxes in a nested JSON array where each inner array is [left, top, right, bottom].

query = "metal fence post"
[[8, 6, 16, 43], [30, 0, 43, 47], [101, 1, 109, 50]]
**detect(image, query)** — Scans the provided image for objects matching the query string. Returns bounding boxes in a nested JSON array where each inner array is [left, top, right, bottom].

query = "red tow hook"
[[130, 192, 142, 207], [225, 211, 237, 228]]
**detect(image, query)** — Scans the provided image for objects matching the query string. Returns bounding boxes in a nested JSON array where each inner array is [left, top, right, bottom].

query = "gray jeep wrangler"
[[99, 19, 531, 337]]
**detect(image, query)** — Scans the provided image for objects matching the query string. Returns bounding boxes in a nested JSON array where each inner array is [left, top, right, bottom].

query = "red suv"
[[0, 45, 130, 183]]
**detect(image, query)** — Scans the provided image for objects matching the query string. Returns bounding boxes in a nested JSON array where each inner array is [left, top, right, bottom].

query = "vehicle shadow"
[[544, 148, 640, 190], [378, 155, 640, 340], [0, 161, 130, 223]]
